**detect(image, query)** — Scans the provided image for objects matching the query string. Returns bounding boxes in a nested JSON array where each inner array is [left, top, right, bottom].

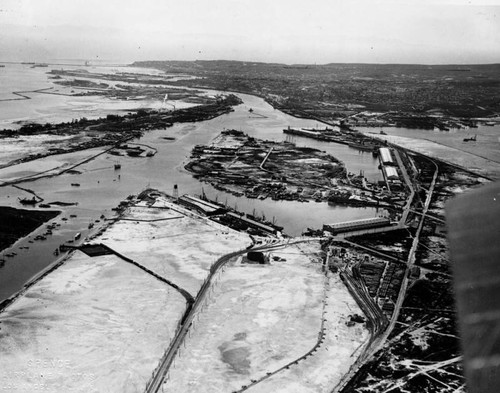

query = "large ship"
[[283, 126, 346, 143], [301, 126, 334, 132], [18, 196, 38, 205], [126, 147, 145, 157], [347, 140, 379, 152]]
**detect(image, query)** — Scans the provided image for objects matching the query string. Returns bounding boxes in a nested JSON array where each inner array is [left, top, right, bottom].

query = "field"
[[0, 251, 187, 393], [165, 241, 369, 393]]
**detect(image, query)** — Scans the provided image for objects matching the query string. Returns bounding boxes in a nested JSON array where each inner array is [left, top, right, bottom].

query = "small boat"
[[71, 183, 80, 187], [74, 233, 81, 240], [88, 222, 94, 229], [463, 134, 477, 142], [114, 163, 121, 170], [70, 214, 77, 218]]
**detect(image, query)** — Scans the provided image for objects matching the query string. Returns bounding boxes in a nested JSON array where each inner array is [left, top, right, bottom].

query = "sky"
[[0, 0, 499, 64]]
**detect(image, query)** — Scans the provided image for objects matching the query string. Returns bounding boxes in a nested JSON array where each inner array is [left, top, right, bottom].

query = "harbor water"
[[0, 64, 384, 302]]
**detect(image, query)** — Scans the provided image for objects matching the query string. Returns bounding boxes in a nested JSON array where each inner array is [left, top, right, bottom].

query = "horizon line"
[[2, 59, 500, 67]]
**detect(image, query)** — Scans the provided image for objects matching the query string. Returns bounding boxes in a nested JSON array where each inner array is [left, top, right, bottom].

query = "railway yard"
[[332, 156, 487, 393]]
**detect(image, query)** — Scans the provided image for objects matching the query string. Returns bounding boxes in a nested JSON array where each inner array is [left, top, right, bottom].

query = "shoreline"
[[0, 207, 60, 253], [0, 204, 126, 310], [0, 93, 242, 173]]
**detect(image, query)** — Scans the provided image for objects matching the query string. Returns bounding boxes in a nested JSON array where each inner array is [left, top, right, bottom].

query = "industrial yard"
[[185, 129, 346, 202]]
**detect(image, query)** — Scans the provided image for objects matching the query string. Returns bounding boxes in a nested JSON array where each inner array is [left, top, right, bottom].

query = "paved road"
[[144, 248, 247, 393], [393, 148, 416, 227], [259, 147, 273, 170], [376, 157, 438, 347]]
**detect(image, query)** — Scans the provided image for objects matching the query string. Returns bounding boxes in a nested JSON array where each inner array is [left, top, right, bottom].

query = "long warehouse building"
[[383, 166, 399, 180], [323, 217, 392, 234], [379, 147, 394, 165], [178, 195, 226, 216]]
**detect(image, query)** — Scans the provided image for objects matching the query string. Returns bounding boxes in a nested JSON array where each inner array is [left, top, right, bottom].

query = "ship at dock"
[[18, 196, 39, 205], [283, 126, 346, 143], [301, 125, 335, 132], [347, 140, 379, 152]]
